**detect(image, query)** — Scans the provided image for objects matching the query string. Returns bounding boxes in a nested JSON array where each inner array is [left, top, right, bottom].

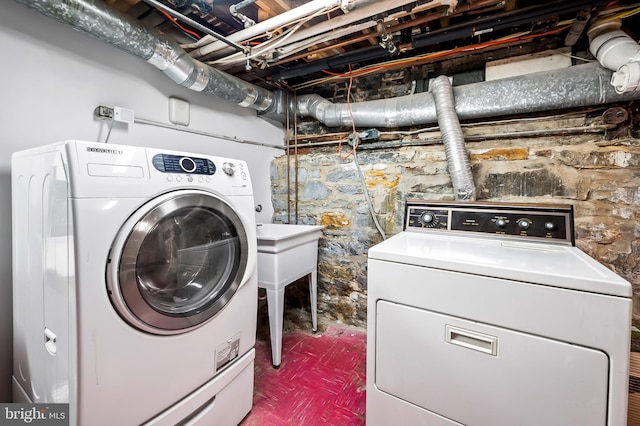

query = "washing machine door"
[[107, 190, 249, 335]]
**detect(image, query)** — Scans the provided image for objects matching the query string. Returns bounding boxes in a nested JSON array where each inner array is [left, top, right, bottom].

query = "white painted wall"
[[0, 1, 286, 402]]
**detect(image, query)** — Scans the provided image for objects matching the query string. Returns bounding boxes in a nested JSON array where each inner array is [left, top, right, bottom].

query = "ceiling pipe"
[[267, 0, 500, 68], [230, 0, 257, 29], [15, 0, 277, 113], [140, 0, 246, 52], [271, 0, 456, 57], [254, 0, 456, 64], [274, 0, 608, 81], [201, 0, 454, 63], [13, 0, 640, 133], [189, 0, 348, 60], [296, 63, 640, 127], [410, 0, 608, 52]]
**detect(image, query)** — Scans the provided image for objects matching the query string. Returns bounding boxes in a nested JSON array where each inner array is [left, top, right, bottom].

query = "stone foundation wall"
[[270, 132, 640, 328]]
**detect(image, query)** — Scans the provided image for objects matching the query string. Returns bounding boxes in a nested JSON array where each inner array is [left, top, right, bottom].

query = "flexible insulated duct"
[[296, 63, 640, 127], [16, 0, 276, 113], [430, 76, 476, 202]]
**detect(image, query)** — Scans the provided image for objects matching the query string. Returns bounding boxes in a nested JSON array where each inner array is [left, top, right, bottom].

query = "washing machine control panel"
[[405, 201, 574, 245], [152, 154, 216, 175]]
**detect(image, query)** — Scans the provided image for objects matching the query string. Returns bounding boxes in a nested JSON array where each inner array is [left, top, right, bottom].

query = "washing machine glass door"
[[108, 191, 249, 334]]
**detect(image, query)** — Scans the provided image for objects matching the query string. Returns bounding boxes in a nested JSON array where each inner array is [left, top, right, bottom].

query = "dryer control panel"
[[405, 200, 574, 245]]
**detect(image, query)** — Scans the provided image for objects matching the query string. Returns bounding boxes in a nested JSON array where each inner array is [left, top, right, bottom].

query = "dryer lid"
[[368, 231, 632, 298]]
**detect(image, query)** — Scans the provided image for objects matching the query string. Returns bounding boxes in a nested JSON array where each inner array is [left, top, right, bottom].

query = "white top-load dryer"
[[367, 201, 632, 426], [12, 141, 258, 425]]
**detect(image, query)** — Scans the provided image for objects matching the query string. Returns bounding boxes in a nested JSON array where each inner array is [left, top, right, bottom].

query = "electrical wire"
[[301, 3, 640, 88], [354, 150, 387, 241], [103, 116, 115, 144], [293, 16, 619, 90], [596, 4, 640, 22], [158, 9, 202, 41], [213, 14, 312, 65], [324, 24, 571, 80], [279, 2, 639, 72], [338, 64, 386, 240], [338, 64, 359, 160]]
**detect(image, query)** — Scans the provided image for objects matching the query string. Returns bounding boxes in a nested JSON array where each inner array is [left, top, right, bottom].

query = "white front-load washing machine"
[[12, 140, 258, 425], [367, 201, 632, 426]]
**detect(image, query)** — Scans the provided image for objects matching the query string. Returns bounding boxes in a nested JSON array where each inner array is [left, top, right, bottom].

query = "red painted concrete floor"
[[241, 325, 367, 425]]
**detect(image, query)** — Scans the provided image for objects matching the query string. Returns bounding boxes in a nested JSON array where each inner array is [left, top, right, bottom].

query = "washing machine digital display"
[[152, 154, 216, 175]]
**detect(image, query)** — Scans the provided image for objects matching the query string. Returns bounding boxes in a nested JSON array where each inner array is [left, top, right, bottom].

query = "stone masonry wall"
[[270, 132, 640, 329]]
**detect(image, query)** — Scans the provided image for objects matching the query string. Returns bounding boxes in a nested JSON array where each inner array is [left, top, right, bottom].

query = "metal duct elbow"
[[296, 92, 439, 127], [16, 0, 276, 113], [295, 94, 349, 126], [430, 76, 476, 202]]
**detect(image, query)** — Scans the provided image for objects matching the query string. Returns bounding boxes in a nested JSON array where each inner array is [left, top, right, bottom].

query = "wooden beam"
[[254, 0, 292, 22]]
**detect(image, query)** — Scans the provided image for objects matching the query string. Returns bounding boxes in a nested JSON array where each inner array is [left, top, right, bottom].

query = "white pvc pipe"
[[268, 21, 375, 62], [212, 21, 375, 66], [590, 30, 640, 71], [588, 20, 640, 94], [263, 0, 454, 60], [190, 0, 345, 59]]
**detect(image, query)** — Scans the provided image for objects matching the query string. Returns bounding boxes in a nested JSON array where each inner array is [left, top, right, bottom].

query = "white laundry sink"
[[256, 223, 323, 286], [256, 223, 323, 367], [256, 223, 323, 252]]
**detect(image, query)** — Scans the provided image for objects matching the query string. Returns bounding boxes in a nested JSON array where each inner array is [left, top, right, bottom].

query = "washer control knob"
[[544, 222, 556, 231], [518, 219, 532, 230], [179, 157, 197, 173], [496, 218, 507, 228], [222, 162, 236, 176], [419, 212, 435, 225]]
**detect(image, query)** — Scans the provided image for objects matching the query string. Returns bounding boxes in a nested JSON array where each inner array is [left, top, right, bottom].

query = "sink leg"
[[266, 287, 284, 368], [309, 271, 318, 333]]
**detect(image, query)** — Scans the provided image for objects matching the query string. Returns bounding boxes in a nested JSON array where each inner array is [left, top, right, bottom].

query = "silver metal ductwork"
[[296, 63, 640, 127], [17, 0, 640, 126], [430, 76, 476, 202], [16, 0, 276, 113], [13, 0, 640, 203]]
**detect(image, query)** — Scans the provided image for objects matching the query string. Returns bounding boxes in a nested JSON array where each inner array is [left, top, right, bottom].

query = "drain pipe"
[[588, 20, 640, 94], [16, 0, 277, 113], [430, 76, 476, 202]]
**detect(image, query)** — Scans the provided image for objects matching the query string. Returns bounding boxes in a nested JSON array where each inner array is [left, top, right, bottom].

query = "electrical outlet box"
[[114, 107, 134, 124], [169, 97, 190, 126]]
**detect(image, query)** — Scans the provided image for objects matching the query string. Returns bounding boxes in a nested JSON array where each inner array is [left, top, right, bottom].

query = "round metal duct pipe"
[[296, 63, 640, 127], [16, 0, 277, 113]]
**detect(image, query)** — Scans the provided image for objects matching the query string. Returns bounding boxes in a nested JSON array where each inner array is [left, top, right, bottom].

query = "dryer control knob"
[[222, 162, 236, 176], [419, 212, 435, 225], [496, 218, 507, 228], [517, 219, 532, 230]]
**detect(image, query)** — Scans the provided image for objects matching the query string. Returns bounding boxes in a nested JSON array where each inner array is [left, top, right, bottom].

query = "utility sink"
[[256, 223, 323, 291], [256, 224, 323, 367]]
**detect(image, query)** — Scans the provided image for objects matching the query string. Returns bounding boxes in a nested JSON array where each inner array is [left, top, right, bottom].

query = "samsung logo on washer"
[[87, 147, 124, 155]]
